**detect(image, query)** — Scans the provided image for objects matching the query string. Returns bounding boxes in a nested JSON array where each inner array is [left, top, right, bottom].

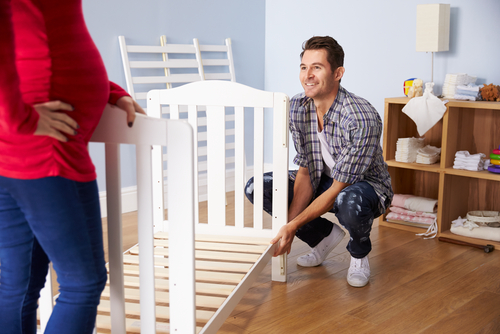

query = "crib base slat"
[[96, 231, 273, 333]]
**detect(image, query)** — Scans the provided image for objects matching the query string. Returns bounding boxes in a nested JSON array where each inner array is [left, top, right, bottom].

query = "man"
[[245, 36, 393, 287]]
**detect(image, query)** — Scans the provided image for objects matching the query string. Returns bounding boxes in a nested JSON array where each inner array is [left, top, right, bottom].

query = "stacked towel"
[[395, 137, 424, 163], [442, 73, 477, 99], [454, 84, 480, 101], [416, 145, 441, 164], [453, 150, 487, 171]]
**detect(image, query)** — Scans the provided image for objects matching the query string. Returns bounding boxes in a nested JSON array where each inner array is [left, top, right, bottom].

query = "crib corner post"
[[167, 120, 196, 333]]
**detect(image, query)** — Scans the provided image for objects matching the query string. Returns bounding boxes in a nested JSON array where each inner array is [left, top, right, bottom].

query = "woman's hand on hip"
[[34, 100, 78, 142]]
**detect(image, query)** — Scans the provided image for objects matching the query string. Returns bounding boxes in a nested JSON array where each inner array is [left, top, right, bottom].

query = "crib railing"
[[39, 104, 197, 333]]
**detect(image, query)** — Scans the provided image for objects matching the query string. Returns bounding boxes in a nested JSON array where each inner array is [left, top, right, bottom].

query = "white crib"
[[38, 81, 290, 333]]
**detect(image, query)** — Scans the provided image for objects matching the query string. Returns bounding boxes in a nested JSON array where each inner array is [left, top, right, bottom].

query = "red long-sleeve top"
[[0, 0, 128, 182]]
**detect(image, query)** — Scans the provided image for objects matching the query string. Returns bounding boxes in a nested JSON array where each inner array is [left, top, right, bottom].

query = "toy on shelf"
[[488, 145, 500, 174], [479, 83, 500, 102], [404, 78, 423, 98]]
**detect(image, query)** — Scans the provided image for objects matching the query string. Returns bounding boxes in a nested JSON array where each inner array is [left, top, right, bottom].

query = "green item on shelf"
[[490, 153, 500, 160]]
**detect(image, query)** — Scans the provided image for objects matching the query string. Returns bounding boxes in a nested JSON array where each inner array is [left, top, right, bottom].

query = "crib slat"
[[117, 264, 245, 284], [234, 106, 245, 230], [122, 254, 253, 273], [136, 143, 157, 333], [101, 286, 226, 309], [188, 104, 200, 224], [253, 107, 264, 230], [153, 239, 268, 253], [98, 300, 216, 323], [120, 275, 236, 296], [129, 246, 261, 263], [154, 232, 271, 245], [206, 105, 226, 229]]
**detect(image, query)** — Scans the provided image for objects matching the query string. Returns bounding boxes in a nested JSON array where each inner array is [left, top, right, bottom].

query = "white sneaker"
[[297, 224, 345, 267], [347, 255, 370, 287]]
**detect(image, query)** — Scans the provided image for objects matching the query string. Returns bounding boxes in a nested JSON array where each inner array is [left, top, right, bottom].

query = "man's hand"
[[270, 223, 297, 256], [34, 100, 78, 142], [115, 96, 146, 127]]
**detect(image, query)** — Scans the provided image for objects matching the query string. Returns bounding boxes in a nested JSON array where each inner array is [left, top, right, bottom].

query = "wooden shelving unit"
[[381, 97, 500, 247]]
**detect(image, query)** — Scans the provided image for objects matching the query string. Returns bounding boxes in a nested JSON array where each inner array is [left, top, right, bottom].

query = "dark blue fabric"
[[245, 171, 387, 258], [0, 176, 107, 334]]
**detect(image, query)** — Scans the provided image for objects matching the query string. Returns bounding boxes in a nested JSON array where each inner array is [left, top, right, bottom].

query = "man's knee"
[[334, 184, 375, 224], [244, 177, 254, 203]]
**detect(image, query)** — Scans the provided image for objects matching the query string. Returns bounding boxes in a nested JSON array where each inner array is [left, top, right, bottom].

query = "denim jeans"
[[245, 171, 387, 258], [0, 176, 107, 334]]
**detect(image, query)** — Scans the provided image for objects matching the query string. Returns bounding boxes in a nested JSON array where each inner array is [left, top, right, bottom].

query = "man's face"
[[299, 49, 337, 100]]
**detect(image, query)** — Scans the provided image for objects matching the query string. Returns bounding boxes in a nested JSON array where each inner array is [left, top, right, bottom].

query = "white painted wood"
[[155, 81, 273, 107], [225, 38, 236, 82], [105, 142, 126, 333], [234, 106, 245, 229], [253, 107, 264, 231], [187, 104, 200, 223], [207, 105, 226, 228], [167, 120, 196, 333], [271, 93, 290, 282], [136, 144, 156, 333], [193, 38, 205, 80]]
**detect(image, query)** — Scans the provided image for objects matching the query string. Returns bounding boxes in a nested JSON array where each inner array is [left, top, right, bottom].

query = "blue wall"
[[83, 0, 266, 190], [84, 0, 500, 190], [265, 0, 500, 166]]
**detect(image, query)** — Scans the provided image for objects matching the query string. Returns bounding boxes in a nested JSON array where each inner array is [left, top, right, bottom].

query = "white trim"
[[99, 186, 137, 218]]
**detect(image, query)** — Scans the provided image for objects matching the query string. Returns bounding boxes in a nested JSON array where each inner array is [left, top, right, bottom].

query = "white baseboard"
[[99, 163, 273, 218], [99, 186, 137, 218]]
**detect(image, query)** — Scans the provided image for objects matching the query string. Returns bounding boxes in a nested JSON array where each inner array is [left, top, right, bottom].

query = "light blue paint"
[[265, 0, 500, 168], [83, 0, 265, 190]]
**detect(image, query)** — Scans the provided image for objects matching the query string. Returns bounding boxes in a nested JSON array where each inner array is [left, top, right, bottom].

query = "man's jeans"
[[245, 171, 387, 258], [0, 176, 107, 334]]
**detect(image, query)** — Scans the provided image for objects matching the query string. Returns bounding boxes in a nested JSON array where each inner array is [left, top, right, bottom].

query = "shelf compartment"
[[440, 174, 500, 245], [442, 105, 500, 169], [383, 98, 443, 163], [381, 167, 441, 233]]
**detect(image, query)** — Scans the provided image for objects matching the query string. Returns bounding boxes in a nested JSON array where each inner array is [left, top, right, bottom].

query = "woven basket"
[[466, 211, 500, 227]]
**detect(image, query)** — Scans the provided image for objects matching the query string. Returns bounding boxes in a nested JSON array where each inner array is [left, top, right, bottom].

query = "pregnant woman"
[[0, 0, 144, 332]]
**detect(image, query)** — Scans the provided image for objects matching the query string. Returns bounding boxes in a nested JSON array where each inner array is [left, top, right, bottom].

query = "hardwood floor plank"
[[421, 292, 500, 334]]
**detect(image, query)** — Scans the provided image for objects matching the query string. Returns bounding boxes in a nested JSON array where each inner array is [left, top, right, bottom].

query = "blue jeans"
[[245, 172, 388, 258], [0, 176, 107, 334]]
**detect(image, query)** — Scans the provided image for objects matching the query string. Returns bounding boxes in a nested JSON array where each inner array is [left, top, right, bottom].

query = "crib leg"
[[272, 254, 287, 282]]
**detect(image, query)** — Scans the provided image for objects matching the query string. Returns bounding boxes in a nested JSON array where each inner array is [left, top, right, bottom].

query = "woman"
[[0, 0, 144, 332]]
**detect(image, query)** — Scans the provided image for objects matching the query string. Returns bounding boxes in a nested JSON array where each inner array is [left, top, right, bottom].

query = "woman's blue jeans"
[[0, 176, 107, 334], [245, 171, 387, 258]]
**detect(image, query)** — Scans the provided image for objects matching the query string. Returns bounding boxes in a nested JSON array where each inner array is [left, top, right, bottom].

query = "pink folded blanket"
[[386, 212, 435, 225], [392, 194, 438, 213], [389, 206, 437, 218]]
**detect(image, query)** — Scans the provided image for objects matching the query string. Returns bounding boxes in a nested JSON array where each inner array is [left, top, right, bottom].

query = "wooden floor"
[[96, 200, 500, 334]]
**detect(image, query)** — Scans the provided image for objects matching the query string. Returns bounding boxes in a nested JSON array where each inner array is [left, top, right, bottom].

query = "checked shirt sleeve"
[[331, 125, 382, 184]]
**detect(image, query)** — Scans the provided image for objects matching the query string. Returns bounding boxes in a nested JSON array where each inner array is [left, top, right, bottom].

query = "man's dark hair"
[[300, 36, 344, 73]]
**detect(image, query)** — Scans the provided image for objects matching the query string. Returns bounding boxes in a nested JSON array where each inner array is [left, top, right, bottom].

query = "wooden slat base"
[[96, 231, 270, 333]]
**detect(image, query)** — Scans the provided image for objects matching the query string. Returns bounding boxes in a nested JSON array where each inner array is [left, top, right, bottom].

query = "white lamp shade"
[[416, 4, 450, 52]]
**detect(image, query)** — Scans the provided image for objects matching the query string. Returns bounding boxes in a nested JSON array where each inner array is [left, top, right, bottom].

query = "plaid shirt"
[[289, 85, 393, 212]]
